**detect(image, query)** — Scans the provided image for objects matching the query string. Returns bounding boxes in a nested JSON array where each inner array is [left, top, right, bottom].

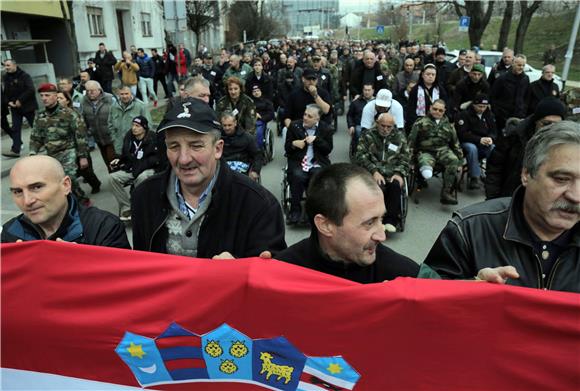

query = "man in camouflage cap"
[[355, 113, 410, 233], [408, 99, 463, 205], [29, 83, 90, 205]]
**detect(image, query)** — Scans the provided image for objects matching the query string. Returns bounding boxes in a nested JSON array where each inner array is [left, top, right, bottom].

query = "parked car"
[[446, 50, 563, 89]]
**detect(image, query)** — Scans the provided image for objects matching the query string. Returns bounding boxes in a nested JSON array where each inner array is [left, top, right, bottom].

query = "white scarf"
[[416, 85, 440, 117]]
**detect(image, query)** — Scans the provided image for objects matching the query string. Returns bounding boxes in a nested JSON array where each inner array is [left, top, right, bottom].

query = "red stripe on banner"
[[164, 358, 206, 371], [155, 335, 201, 349], [299, 372, 344, 390]]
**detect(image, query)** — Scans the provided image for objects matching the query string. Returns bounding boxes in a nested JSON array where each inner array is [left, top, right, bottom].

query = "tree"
[[226, 1, 285, 44], [453, 1, 495, 48], [514, 1, 542, 54], [497, 1, 514, 51], [185, 0, 221, 54]]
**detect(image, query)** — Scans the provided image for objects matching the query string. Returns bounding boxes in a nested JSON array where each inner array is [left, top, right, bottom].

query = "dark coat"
[[484, 117, 533, 199], [118, 130, 160, 177], [222, 127, 262, 174], [487, 60, 511, 86], [490, 71, 529, 125], [349, 59, 388, 97], [452, 77, 490, 113], [93, 50, 117, 81], [136, 54, 155, 78], [526, 78, 560, 115], [3, 67, 38, 113], [245, 72, 274, 102], [1, 195, 130, 249], [285, 119, 333, 168], [276, 233, 419, 284], [424, 187, 580, 293], [455, 106, 497, 145], [252, 96, 275, 123], [406, 81, 449, 127], [131, 163, 287, 257]]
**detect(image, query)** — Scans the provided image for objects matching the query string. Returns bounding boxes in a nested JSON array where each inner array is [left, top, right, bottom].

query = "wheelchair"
[[408, 159, 460, 205], [280, 165, 309, 226], [379, 176, 410, 233], [256, 119, 274, 163]]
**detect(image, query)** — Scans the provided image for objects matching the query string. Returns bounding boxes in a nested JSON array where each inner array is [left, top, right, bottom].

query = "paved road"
[[1, 106, 486, 263]]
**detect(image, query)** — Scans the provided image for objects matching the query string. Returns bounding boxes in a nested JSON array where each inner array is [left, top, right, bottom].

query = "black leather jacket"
[[423, 187, 580, 293]]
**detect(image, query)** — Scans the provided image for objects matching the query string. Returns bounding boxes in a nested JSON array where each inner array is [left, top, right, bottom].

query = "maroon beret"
[[37, 83, 58, 93]]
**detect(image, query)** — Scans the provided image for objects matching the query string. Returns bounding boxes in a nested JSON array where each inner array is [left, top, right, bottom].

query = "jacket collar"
[[504, 186, 580, 247]]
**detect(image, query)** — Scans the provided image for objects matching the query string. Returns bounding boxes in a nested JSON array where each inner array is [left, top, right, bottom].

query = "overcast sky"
[[339, 0, 391, 14]]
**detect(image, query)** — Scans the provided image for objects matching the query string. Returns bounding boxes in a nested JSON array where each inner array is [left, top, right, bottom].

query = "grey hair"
[[523, 121, 580, 178], [542, 64, 555, 72], [515, 54, 527, 61], [219, 111, 237, 122], [84, 80, 102, 91], [184, 75, 209, 92], [305, 104, 322, 118]]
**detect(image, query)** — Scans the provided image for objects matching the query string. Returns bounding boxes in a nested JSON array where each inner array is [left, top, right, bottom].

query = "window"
[[87, 7, 105, 36], [141, 13, 152, 37]]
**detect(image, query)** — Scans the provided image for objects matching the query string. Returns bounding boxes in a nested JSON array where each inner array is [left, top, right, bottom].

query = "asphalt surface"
[[1, 103, 486, 263]]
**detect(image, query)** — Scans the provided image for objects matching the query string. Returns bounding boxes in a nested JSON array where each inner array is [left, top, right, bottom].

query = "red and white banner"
[[2, 241, 580, 390]]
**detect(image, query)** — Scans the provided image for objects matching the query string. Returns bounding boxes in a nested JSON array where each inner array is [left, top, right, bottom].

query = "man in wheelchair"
[[285, 104, 333, 225], [408, 99, 463, 205], [220, 111, 261, 181], [355, 113, 410, 233]]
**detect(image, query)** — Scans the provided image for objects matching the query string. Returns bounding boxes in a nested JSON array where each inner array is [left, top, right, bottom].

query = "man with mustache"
[[421, 121, 580, 293], [275, 163, 419, 283]]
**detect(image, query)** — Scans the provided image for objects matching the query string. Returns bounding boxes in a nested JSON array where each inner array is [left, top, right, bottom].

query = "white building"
[[340, 12, 362, 28], [72, 0, 165, 68], [164, 0, 226, 56]]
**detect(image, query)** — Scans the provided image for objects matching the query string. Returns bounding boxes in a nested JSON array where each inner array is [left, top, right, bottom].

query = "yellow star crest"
[[127, 342, 146, 359], [327, 363, 342, 374]]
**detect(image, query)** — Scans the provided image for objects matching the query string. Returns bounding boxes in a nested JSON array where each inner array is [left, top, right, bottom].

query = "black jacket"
[[151, 54, 166, 76], [276, 233, 419, 283], [424, 187, 580, 293], [131, 163, 287, 257], [285, 86, 333, 125], [490, 71, 529, 122], [3, 67, 38, 113], [285, 120, 333, 168], [346, 96, 371, 128], [252, 96, 275, 123], [349, 60, 388, 97], [455, 106, 497, 145], [487, 60, 511, 86], [526, 79, 560, 115], [245, 72, 274, 102], [485, 117, 533, 200], [93, 50, 117, 81], [1, 195, 130, 249], [406, 82, 449, 127], [118, 130, 160, 177], [452, 77, 490, 113], [222, 127, 262, 174]]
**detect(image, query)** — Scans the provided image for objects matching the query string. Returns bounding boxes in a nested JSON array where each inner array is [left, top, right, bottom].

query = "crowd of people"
[[2, 38, 579, 293]]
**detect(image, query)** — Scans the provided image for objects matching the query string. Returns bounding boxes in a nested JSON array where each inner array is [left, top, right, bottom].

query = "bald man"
[[2, 156, 130, 248]]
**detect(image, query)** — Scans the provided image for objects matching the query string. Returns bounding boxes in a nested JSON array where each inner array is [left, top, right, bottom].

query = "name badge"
[[377, 75, 384, 81], [210, 71, 216, 76], [232, 108, 239, 116], [573, 107, 580, 115], [321, 75, 326, 80], [388, 143, 399, 152], [241, 71, 246, 75], [73, 102, 81, 108], [137, 150, 144, 159]]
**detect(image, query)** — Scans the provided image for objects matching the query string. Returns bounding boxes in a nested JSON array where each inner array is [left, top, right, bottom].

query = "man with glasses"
[[485, 97, 567, 200], [355, 113, 410, 233], [409, 99, 463, 205]]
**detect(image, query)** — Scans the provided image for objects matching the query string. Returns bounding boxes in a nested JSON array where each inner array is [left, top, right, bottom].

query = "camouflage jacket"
[[327, 62, 341, 100], [408, 115, 463, 159], [216, 94, 256, 135], [223, 63, 253, 83], [355, 127, 410, 178], [30, 105, 88, 158]]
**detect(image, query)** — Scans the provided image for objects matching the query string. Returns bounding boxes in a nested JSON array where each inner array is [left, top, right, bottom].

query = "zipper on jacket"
[[533, 253, 544, 289], [545, 254, 566, 290], [149, 214, 169, 251]]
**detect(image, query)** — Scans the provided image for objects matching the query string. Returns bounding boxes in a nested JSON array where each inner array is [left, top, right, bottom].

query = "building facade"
[[282, 0, 339, 36], [72, 0, 165, 70]]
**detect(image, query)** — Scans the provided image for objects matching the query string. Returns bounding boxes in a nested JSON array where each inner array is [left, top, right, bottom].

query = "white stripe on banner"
[[297, 381, 329, 391], [303, 365, 356, 389], [1, 368, 141, 390]]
